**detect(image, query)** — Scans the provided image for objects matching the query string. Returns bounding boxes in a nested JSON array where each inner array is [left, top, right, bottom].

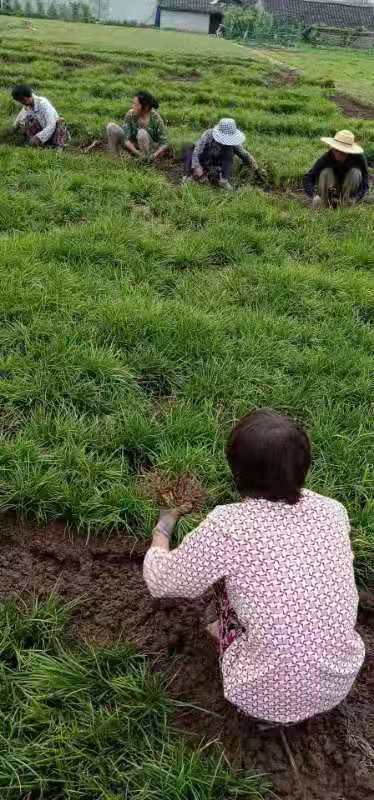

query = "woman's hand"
[[151, 504, 192, 552], [193, 165, 204, 179], [157, 503, 192, 532]]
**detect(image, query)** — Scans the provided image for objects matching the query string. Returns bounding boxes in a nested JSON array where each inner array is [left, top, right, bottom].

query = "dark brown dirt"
[[77, 144, 185, 184], [0, 513, 372, 800], [80, 139, 107, 154], [330, 94, 374, 120], [153, 155, 185, 185], [265, 69, 300, 88], [178, 72, 201, 82]]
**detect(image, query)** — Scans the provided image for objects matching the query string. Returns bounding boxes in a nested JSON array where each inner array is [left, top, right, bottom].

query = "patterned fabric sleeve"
[[122, 111, 135, 143], [14, 108, 27, 128], [356, 155, 369, 201], [234, 145, 258, 170], [143, 510, 231, 599], [191, 129, 213, 170], [35, 97, 59, 144], [153, 112, 168, 146]]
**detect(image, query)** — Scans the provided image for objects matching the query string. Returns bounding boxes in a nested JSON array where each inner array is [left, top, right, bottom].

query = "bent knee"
[[319, 167, 335, 183], [348, 167, 362, 178], [107, 122, 122, 135], [137, 129, 150, 143], [347, 167, 362, 184]]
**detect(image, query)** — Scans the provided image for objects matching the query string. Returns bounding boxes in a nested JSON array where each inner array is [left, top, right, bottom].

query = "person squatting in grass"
[[182, 117, 264, 191], [303, 129, 369, 209], [11, 85, 70, 149], [143, 409, 365, 725], [106, 91, 169, 161]]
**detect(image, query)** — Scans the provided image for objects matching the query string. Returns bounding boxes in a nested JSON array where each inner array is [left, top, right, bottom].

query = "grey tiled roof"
[[159, 0, 222, 13], [245, 0, 374, 30]]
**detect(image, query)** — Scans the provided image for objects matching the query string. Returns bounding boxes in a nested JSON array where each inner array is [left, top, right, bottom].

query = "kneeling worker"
[[107, 91, 169, 160], [304, 129, 368, 208], [12, 85, 69, 148], [183, 118, 262, 191]]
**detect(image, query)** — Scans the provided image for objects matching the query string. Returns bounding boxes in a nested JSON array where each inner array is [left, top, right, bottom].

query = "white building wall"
[[105, 0, 157, 23], [160, 9, 210, 32], [305, 0, 374, 4]]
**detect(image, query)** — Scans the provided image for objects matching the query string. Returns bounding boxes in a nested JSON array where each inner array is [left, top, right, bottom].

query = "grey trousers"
[[106, 122, 152, 155], [318, 167, 362, 207]]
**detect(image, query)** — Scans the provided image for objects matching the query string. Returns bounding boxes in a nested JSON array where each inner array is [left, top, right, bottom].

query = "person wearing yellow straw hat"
[[303, 130, 369, 209]]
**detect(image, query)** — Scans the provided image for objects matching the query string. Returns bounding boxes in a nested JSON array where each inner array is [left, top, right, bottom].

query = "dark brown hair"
[[12, 84, 32, 101], [226, 408, 311, 505], [135, 91, 159, 112]]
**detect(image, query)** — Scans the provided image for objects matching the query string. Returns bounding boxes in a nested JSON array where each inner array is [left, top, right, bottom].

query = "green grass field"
[[0, 15, 252, 56], [0, 17, 373, 798], [253, 43, 374, 105], [0, 18, 372, 577]]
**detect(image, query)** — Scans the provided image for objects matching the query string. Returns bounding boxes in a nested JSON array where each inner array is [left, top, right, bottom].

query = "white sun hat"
[[212, 118, 246, 146], [320, 129, 363, 155]]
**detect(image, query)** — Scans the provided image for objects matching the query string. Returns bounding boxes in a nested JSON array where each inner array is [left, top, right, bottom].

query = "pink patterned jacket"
[[143, 490, 364, 723]]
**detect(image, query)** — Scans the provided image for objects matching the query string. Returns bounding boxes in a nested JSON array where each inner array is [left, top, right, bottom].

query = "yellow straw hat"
[[320, 129, 363, 155]]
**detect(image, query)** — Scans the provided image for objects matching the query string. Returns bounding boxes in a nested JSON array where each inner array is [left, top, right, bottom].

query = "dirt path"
[[0, 514, 372, 800], [330, 94, 374, 121]]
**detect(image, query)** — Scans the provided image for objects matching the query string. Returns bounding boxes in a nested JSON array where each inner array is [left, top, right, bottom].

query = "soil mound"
[[331, 94, 374, 120], [0, 514, 372, 800]]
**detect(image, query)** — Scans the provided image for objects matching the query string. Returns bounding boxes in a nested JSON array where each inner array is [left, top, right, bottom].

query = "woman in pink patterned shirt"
[[143, 409, 364, 723]]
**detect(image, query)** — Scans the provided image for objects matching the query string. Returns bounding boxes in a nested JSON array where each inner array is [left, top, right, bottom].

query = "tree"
[[24, 0, 34, 15], [58, 2, 70, 18], [47, 0, 58, 16], [36, 0, 45, 15], [70, 1, 80, 20], [81, 2, 92, 22], [224, 7, 257, 39]]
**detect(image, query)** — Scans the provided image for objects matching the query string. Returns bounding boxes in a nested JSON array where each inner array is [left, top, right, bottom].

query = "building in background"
[[98, 0, 156, 24], [245, 0, 374, 30], [97, 0, 374, 30], [102, 0, 225, 31], [8, 0, 373, 31], [159, 0, 224, 33], [94, 0, 224, 31]]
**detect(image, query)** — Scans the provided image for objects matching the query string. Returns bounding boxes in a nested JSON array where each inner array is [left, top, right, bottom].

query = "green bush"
[[225, 5, 302, 45]]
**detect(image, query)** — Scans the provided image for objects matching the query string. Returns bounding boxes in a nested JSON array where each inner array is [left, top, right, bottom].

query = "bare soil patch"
[[80, 139, 107, 154], [265, 69, 300, 88], [0, 514, 372, 800], [62, 59, 85, 70], [153, 155, 185, 185], [330, 94, 374, 120], [77, 145, 185, 184]]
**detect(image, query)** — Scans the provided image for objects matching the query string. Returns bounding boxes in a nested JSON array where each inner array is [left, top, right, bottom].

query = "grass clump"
[[0, 598, 268, 798]]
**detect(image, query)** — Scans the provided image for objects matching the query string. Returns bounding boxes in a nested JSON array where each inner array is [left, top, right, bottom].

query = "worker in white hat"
[[303, 130, 369, 208], [182, 118, 264, 190]]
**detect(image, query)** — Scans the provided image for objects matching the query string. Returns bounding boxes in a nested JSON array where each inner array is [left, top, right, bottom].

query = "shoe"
[[312, 194, 322, 209], [218, 178, 233, 191]]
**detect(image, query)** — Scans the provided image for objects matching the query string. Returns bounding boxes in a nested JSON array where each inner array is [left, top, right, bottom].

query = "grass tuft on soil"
[[0, 596, 268, 798]]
